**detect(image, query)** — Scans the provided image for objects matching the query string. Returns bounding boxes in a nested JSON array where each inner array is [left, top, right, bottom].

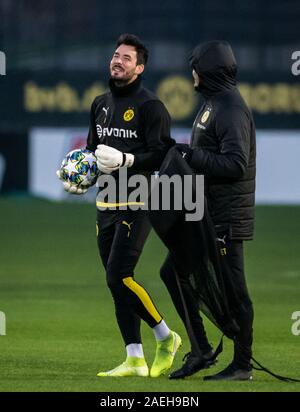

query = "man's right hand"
[[56, 170, 89, 195]]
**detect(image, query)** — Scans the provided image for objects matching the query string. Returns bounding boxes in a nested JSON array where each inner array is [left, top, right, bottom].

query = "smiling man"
[[75, 34, 179, 377]]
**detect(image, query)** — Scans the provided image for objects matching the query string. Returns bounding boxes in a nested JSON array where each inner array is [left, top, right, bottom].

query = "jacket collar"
[[109, 76, 142, 97]]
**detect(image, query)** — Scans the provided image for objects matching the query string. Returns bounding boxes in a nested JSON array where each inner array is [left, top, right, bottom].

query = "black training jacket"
[[150, 147, 240, 340], [86, 76, 173, 173], [189, 41, 256, 240]]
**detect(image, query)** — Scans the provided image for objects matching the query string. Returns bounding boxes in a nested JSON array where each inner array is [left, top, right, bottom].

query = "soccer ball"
[[59, 148, 99, 187]]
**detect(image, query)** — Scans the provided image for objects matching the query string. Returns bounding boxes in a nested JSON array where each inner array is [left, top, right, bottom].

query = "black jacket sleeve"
[[132, 100, 175, 170], [86, 98, 99, 152], [190, 106, 251, 178]]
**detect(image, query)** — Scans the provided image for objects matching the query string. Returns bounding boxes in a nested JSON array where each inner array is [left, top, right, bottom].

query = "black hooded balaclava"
[[189, 40, 237, 97]]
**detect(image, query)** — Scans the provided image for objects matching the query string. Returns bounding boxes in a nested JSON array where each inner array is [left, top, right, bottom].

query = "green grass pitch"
[[0, 197, 299, 392]]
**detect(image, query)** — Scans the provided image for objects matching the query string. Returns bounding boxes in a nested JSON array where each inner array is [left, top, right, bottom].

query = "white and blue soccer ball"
[[58, 148, 99, 187]]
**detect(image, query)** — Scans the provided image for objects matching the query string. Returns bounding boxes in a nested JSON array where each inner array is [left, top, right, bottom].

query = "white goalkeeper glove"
[[95, 144, 134, 174], [56, 170, 89, 195]]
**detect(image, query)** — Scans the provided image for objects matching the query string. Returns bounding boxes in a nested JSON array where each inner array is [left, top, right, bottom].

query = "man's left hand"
[[56, 170, 90, 194], [95, 144, 134, 174]]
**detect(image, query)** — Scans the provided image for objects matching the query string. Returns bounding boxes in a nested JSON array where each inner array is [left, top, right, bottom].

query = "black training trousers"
[[160, 236, 254, 368], [97, 209, 162, 345]]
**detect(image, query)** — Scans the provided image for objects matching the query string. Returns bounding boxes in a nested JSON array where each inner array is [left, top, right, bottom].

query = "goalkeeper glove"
[[56, 170, 90, 195], [95, 144, 134, 174]]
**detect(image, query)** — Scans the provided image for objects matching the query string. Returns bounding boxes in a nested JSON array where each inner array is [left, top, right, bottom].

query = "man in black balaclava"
[[163, 41, 256, 380]]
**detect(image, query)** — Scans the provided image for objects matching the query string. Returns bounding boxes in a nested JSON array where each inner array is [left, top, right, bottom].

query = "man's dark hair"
[[116, 33, 148, 65]]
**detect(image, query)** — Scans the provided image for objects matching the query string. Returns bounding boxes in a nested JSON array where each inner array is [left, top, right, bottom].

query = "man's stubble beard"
[[113, 78, 131, 87], [111, 72, 137, 87]]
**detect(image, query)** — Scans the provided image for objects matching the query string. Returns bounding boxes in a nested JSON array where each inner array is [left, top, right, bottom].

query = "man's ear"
[[136, 64, 144, 75]]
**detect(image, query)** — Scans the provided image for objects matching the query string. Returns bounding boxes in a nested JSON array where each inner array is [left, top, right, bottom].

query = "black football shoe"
[[169, 350, 217, 379], [203, 362, 253, 381]]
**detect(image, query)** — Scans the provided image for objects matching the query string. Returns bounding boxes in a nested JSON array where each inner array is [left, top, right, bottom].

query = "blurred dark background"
[[1, 0, 299, 71], [0, 0, 299, 199]]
